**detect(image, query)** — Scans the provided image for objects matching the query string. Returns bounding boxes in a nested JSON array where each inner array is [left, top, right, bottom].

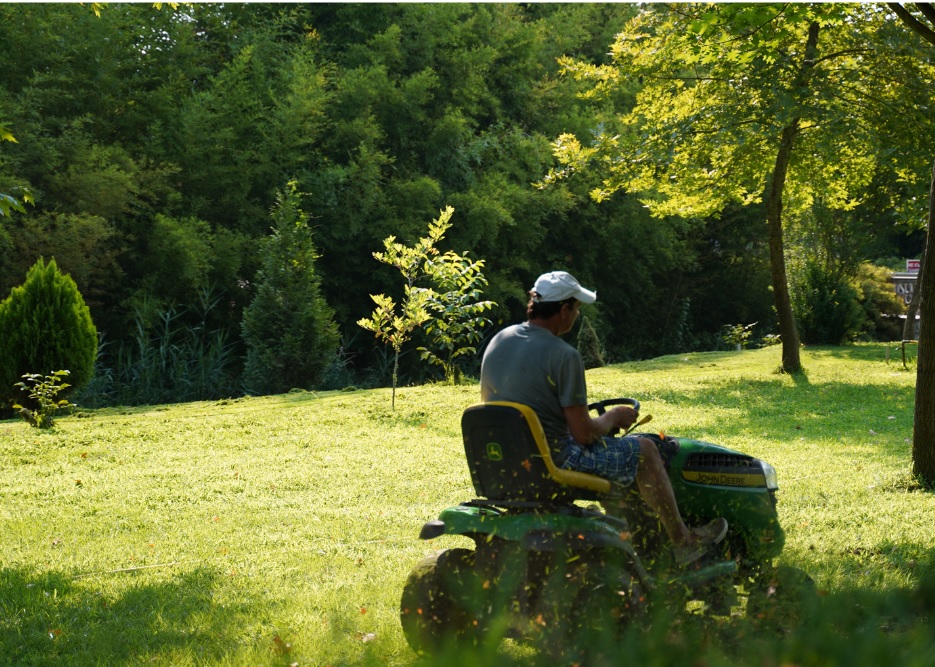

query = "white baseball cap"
[[531, 271, 596, 304]]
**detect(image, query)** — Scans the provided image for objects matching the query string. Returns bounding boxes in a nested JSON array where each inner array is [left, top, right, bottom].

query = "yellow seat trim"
[[479, 401, 612, 495]]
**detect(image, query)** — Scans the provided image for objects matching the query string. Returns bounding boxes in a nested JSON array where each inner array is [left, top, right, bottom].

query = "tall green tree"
[[911, 157, 935, 480], [241, 183, 339, 395], [11, 2, 925, 404], [301, 4, 638, 346], [888, 2, 935, 481], [545, 4, 919, 372]]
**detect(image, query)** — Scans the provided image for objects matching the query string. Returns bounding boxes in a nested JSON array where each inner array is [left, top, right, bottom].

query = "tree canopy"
[[543, 3, 935, 371], [886, 2, 935, 481]]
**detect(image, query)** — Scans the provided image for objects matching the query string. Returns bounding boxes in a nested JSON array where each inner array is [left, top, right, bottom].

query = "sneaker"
[[673, 518, 729, 567], [673, 541, 711, 568], [692, 517, 728, 545]]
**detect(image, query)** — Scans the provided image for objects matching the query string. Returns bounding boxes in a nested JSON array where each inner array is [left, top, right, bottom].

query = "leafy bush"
[[760, 333, 782, 347], [241, 184, 339, 395], [791, 261, 864, 345], [792, 261, 905, 345], [13, 370, 76, 428], [855, 262, 905, 341], [722, 322, 757, 350], [419, 251, 495, 384], [360, 206, 495, 404], [0, 257, 97, 409]]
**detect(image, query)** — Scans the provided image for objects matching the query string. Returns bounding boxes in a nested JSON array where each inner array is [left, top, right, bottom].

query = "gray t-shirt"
[[480, 322, 588, 456]]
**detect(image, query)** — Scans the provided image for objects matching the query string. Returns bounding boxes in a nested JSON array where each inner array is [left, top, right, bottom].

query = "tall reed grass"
[[78, 298, 239, 408]]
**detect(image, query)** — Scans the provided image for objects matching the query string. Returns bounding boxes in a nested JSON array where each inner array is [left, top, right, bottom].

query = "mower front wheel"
[[400, 548, 489, 655], [746, 565, 816, 632]]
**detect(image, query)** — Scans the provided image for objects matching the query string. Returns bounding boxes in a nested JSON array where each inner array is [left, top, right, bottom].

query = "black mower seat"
[[461, 401, 611, 503]]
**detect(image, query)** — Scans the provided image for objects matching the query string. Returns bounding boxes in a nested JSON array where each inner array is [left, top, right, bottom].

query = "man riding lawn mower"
[[400, 272, 811, 656]]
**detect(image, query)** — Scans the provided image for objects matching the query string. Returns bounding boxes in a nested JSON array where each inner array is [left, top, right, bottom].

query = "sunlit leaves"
[[358, 290, 432, 354], [547, 3, 929, 229], [0, 192, 26, 217], [417, 250, 496, 383], [0, 122, 16, 143], [0, 123, 31, 217]]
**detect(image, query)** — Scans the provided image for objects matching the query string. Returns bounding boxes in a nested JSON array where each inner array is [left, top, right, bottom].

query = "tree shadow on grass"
[[706, 564, 935, 666], [390, 547, 935, 667], [676, 548, 935, 665], [0, 566, 270, 666], [400, 570, 935, 667]]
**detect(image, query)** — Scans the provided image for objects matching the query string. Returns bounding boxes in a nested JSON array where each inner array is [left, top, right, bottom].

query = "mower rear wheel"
[[535, 552, 644, 662], [400, 548, 488, 655]]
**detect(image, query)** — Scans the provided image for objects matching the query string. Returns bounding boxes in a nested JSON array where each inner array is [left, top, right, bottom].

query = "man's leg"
[[632, 438, 694, 547], [591, 436, 727, 565], [562, 435, 724, 553]]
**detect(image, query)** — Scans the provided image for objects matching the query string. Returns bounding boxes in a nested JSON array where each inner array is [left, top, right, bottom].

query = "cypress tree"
[[241, 184, 339, 395], [577, 315, 605, 370]]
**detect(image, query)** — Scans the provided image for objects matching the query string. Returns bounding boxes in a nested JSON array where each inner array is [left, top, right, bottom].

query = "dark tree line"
[[0, 4, 922, 405]]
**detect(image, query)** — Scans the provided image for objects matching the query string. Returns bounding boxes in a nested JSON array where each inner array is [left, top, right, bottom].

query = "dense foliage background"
[[0, 4, 927, 405]]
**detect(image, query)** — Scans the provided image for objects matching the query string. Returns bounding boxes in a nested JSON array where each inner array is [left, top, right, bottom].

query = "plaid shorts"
[[557, 435, 641, 487]]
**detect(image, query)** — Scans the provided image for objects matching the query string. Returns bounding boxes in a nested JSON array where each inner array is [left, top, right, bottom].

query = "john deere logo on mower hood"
[[486, 442, 503, 461]]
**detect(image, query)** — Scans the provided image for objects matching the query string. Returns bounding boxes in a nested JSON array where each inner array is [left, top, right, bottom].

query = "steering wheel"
[[588, 397, 640, 415], [587, 397, 651, 435]]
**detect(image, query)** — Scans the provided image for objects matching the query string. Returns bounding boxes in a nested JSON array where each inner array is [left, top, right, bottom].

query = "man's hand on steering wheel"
[[608, 405, 638, 433]]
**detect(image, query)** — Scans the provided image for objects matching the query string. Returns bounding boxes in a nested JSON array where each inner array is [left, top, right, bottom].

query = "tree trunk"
[[913, 154, 935, 481], [763, 21, 820, 374], [766, 121, 803, 374]]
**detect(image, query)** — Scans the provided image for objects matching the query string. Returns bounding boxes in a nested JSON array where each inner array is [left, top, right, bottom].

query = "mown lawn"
[[1, 344, 933, 666]]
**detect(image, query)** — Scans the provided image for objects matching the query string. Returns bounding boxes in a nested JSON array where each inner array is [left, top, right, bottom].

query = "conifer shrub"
[[0, 258, 98, 409], [577, 316, 606, 369], [241, 184, 339, 395]]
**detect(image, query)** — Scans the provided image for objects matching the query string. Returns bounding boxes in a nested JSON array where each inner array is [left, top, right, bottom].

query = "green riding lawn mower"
[[400, 398, 815, 658]]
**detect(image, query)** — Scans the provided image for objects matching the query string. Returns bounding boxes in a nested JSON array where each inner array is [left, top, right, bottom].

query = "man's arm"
[[563, 404, 637, 445]]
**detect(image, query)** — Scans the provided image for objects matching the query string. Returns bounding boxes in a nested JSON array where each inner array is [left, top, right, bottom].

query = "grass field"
[[2, 344, 934, 666]]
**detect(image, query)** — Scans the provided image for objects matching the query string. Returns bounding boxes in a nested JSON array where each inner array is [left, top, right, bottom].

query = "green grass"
[[1, 344, 934, 666]]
